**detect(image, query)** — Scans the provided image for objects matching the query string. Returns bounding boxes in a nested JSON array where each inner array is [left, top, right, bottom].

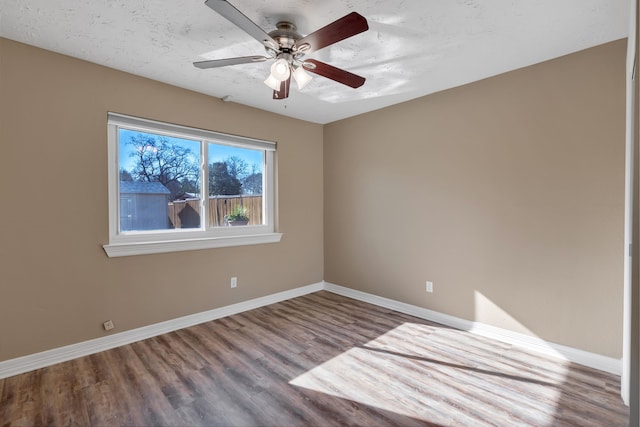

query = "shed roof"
[[120, 181, 171, 195]]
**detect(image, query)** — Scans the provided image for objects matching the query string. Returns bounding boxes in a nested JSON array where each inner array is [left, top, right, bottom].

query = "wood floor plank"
[[36, 362, 90, 426], [0, 291, 629, 426]]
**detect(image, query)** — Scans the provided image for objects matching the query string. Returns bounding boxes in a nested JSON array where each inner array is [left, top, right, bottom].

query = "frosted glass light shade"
[[293, 66, 313, 90], [270, 58, 291, 81], [264, 74, 280, 90]]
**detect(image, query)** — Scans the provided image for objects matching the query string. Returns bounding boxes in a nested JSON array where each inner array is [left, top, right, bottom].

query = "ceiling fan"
[[193, 0, 369, 100]]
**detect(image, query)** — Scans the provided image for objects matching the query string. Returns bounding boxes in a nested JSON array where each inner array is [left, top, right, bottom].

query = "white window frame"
[[103, 113, 281, 257]]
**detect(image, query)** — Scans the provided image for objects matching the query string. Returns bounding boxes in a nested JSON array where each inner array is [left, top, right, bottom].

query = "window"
[[104, 113, 281, 257]]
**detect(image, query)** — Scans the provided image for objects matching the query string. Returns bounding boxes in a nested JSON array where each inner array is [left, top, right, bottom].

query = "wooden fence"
[[168, 195, 262, 229]]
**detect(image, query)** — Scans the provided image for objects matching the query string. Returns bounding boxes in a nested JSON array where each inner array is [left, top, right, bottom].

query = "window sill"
[[103, 233, 283, 257]]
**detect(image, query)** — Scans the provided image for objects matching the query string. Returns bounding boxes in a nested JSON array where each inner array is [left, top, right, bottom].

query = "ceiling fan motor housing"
[[267, 22, 302, 51]]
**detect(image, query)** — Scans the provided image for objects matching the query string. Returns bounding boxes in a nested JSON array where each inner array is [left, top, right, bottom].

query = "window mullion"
[[264, 150, 274, 228], [202, 140, 209, 230]]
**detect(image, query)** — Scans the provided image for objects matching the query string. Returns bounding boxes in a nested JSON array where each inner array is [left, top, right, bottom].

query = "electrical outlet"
[[103, 320, 114, 331], [231, 277, 237, 288], [426, 281, 434, 293]]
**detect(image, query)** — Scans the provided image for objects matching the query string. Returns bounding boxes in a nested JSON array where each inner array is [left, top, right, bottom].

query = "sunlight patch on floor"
[[290, 322, 567, 425]]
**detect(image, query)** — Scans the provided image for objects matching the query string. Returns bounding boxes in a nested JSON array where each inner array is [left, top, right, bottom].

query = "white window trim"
[[103, 113, 281, 258]]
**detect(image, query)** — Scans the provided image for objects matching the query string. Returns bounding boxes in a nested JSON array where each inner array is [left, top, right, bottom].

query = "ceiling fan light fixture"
[[293, 66, 313, 90], [264, 74, 281, 90], [270, 58, 291, 81]]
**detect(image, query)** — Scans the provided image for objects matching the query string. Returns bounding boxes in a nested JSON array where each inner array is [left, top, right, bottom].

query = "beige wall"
[[0, 37, 627, 362], [324, 40, 626, 358], [0, 38, 324, 361]]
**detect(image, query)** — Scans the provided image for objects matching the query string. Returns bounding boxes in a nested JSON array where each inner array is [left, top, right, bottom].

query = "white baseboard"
[[323, 282, 621, 376], [0, 280, 620, 379], [0, 282, 324, 380]]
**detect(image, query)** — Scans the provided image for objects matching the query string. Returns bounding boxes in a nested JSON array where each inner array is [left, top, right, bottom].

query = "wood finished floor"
[[0, 291, 629, 426]]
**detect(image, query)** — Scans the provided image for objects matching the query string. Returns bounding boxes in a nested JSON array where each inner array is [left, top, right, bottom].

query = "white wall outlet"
[[103, 320, 114, 331], [426, 281, 434, 293], [230, 276, 237, 288]]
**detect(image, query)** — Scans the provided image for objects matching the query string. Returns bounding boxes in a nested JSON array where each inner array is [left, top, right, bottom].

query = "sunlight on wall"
[[471, 291, 568, 361], [290, 322, 568, 424], [473, 291, 535, 336]]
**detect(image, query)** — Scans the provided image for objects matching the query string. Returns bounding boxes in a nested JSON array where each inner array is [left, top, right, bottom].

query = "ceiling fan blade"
[[303, 59, 365, 89], [293, 12, 368, 54], [273, 77, 291, 100], [205, 0, 278, 49], [193, 56, 268, 69]]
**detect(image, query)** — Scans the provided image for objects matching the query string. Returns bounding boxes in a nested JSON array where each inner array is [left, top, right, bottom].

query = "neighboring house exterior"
[[119, 181, 171, 231]]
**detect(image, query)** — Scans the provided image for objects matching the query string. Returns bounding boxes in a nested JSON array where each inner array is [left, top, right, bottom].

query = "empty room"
[[1, 0, 639, 425]]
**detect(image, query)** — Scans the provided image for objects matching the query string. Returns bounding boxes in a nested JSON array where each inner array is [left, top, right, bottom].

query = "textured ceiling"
[[0, 0, 630, 124]]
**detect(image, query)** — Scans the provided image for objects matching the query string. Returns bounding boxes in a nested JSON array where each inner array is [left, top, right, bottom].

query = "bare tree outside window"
[[125, 133, 200, 200]]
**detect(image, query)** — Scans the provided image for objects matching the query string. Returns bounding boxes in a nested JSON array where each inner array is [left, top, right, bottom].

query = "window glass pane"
[[119, 129, 201, 231], [208, 143, 264, 227]]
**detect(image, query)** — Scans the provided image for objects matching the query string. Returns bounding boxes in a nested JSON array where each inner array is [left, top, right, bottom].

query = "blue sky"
[[208, 144, 263, 170], [119, 129, 263, 173]]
